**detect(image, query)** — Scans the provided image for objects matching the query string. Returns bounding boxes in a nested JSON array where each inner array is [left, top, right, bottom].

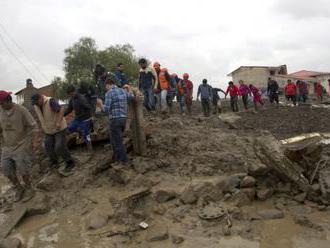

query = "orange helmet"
[[183, 73, 189, 79], [153, 62, 160, 68]]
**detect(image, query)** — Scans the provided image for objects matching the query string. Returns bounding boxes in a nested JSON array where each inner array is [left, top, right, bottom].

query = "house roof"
[[272, 74, 316, 82], [14, 86, 38, 95], [227, 65, 283, 76], [288, 70, 330, 78], [15, 84, 50, 95]]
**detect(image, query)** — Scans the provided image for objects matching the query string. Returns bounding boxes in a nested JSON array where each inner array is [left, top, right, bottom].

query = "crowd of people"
[[1, 59, 329, 203], [137, 59, 266, 116]]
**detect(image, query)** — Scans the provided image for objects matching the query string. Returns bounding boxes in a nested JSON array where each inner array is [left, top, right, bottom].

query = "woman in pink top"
[[238, 80, 251, 110], [249, 84, 264, 110]]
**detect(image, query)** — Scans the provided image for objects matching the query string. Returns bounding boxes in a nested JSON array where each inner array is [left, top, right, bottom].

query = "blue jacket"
[[197, 84, 213, 100]]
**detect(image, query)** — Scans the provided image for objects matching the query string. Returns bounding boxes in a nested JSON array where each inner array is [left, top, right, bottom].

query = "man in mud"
[[138, 58, 156, 112], [225, 81, 239, 112], [64, 85, 93, 154], [0, 91, 38, 202], [197, 79, 213, 117], [32, 93, 75, 174], [94, 64, 107, 100], [267, 77, 279, 104], [211, 87, 226, 114], [114, 63, 129, 87], [98, 76, 135, 164]]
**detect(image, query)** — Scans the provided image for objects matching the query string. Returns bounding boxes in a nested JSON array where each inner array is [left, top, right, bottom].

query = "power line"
[[0, 32, 40, 82], [0, 18, 50, 82]]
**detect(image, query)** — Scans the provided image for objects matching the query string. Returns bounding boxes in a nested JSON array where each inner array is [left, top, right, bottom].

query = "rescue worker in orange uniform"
[[157, 67, 172, 112]]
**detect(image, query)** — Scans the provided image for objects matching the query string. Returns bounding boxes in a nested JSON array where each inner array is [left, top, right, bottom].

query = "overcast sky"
[[1, 0, 330, 92]]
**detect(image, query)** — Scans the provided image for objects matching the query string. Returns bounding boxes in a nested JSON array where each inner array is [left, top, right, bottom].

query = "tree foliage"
[[51, 76, 69, 100], [63, 37, 98, 84], [55, 37, 140, 99]]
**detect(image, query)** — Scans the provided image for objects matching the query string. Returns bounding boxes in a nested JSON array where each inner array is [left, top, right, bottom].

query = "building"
[[228, 66, 330, 94], [227, 65, 288, 89], [15, 83, 56, 110], [288, 70, 330, 91]]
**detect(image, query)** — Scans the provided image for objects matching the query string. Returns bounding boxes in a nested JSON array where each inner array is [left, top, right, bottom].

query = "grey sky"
[[1, 0, 330, 93]]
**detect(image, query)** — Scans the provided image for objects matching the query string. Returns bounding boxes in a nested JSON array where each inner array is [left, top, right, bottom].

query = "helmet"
[[183, 73, 189, 79]]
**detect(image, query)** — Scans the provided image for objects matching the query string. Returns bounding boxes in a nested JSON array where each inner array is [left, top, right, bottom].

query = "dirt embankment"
[[237, 106, 330, 140]]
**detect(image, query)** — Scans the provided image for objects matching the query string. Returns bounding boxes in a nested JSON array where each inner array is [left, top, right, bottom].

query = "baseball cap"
[[0, 91, 12, 102]]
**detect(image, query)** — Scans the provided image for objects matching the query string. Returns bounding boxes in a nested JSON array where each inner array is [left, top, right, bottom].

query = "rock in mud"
[[294, 192, 307, 203], [192, 181, 223, 202], [171, 234, 185, 244], [231, 190, 252, 207], [311, 183, 320, 193], [276, 182, 291, 193], [241, 188, 256, 201], [180, 187, 198, 204], [132, 174, 159, 188], [109, 169, 132, 185], [257, 209, 284, 220], [293, 215, 324, 231], [248, 163, 269, 176], [229, 207, 243, 220], [240, 176, 256, 188], [26, 192, 50, 216], [86, 211, 109, 230], [0, 237, 22, 248], [146, 225, 169, 242], [35, 174, 59, 191], [217, 176, 241, 194], [154, 190, 177, 203], [257, 188, 273, 201], [132, 157, 155, 174]]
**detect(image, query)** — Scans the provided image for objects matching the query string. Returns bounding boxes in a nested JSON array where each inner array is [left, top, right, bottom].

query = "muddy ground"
[[1, 101, 330, 248]]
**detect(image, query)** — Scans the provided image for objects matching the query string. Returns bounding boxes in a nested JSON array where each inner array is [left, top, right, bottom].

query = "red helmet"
[[183, 73, 189, 79]]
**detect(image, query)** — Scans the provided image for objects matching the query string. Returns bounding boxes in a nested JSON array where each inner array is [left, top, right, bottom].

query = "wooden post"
[[129, 96, 147, 155]]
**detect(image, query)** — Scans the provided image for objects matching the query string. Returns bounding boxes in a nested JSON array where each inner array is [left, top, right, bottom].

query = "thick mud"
[[1, 104, 330, 247]]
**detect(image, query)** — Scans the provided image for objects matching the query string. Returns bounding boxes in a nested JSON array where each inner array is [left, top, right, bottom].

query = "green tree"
[[51, 76, 69, 100], [98, 44, 140, 84], [63, 37, 98, 84], [60, 37, 141, 99]]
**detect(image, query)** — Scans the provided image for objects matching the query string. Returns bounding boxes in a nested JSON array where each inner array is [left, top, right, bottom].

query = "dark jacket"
[[139, 69, 155, 90], [212, 88, 226, 101], [267, 80, 279, 94], [64, 93, 91, 121]]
